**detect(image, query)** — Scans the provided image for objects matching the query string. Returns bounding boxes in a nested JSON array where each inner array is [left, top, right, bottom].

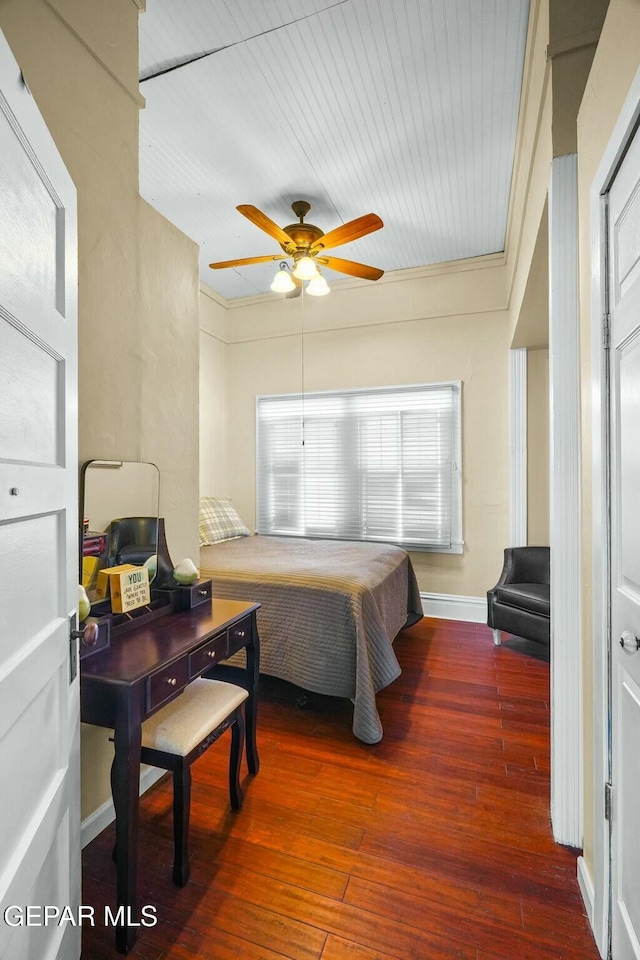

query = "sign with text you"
[[96, 564, 151, 613]]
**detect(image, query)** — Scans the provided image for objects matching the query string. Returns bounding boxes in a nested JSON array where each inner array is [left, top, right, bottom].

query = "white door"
[[608, 121, 640, 960], [0, 29, 80, 960]]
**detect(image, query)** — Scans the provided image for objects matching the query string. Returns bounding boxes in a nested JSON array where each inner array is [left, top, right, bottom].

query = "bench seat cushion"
[[142, 678, 248, 756]]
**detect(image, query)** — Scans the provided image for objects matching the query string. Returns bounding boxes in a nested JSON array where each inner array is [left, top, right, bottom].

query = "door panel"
[[0, 318, 63, 465], [619, 672, 640, 942], [0, 513, 60, 661], [0, 92, 60, 316], [608, 118, 640, 960], [1, 657, 68, 855], [4, 800, 73, 960], [0, 28, 79, 960], [614, 179, 640, 301], [620, 336, 640, 594]]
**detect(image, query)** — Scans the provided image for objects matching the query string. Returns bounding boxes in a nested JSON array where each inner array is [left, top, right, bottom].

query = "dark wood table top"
[[80, 598, 260, 686]]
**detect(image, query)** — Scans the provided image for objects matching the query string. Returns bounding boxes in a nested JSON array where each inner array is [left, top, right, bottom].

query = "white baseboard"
[[578, 857, 607, 960], [420, 592, 487, 623], [81, 766, 165, 849], [577, 856, 596, 932]]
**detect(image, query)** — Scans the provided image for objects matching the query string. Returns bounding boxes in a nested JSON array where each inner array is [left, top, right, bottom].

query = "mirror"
[[80, 460, 160, 602]]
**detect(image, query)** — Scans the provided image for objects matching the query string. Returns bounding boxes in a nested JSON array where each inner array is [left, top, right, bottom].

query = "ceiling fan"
[[209, 201, 384, 294]]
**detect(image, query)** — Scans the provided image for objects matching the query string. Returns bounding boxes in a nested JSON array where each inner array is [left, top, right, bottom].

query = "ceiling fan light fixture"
[[293, 256, 319, 281], [306, 274, 330, 297], [270, 267, 296, 293]]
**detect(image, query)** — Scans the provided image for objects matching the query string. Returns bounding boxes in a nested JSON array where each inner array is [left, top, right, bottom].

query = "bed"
[[199, 507, 422, 744]]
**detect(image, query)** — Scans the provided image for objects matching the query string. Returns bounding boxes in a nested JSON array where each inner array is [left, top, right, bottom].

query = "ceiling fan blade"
[[237, 205, 296, 250], [209, 254, 283, 269], [311, 213, 383, 253], [317, 256, 384, 281]]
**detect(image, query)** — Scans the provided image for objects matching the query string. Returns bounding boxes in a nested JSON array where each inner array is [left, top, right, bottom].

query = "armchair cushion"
[[494, 583, 550, 618]]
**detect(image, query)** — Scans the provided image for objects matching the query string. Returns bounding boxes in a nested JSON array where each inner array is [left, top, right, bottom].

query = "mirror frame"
[[79, 459, 175, 592]]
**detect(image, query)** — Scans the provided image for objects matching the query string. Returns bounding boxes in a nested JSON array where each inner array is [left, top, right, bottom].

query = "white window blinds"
[[256, 382, 462, 551]]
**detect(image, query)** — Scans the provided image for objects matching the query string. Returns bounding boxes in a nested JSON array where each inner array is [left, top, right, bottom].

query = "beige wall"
[[0, 0, 200, 820], [511, 203, 549, 350], [200, 287, 229, 498], [576, 0, 640, 888], [548, 0, 610, 156], [527, 348, 550, 545], [200, 259, 512, 599]]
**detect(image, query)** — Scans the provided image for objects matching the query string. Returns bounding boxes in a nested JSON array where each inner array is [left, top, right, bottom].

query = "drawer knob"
[[164, 677, 177, 686], [198, 589, 208, 597], [207, 650, 216, 659], [236, 629, 246, 639]]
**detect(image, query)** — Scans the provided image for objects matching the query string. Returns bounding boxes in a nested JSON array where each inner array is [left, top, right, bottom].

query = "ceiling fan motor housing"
[[280, 222, 324, 253], [281, 201, 324, 255]]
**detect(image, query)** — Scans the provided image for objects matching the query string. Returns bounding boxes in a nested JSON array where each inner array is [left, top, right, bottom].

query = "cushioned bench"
[[140, 678, 249, 886]]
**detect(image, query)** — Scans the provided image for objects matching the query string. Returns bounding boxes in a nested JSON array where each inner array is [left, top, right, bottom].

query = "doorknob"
[[620, 631, 640, 654], [70, 621, 99, 649], [68, 618, 99, 683]]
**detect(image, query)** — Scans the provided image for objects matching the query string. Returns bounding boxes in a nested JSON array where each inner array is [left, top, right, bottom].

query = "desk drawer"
[[227, 616, 252, 657], [189, 631, 228, 678], [177, 579, 213, 611], [147, 656, 189, 712]]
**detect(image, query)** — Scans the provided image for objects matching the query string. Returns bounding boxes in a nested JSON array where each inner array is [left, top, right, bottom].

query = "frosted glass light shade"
[[270, 268, 296, 293], [293, 256, 319, 280], [306, 275, 330, 297]]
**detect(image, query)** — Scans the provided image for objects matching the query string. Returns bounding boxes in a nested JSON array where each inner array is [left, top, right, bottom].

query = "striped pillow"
[[199, 497, 251, 546]]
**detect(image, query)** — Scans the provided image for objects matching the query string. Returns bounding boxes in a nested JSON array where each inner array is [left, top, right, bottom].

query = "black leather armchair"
[[105, 516, 176, 587], [487, 547, 550, 647], [107, 517, 158, 567]]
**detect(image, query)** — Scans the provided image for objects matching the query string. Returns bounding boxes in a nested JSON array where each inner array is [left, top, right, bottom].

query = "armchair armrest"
[[493, 547, 550, 588]]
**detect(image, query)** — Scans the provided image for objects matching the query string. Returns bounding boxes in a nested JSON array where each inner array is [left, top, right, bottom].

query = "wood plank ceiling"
[[139, 0, 530, 300]]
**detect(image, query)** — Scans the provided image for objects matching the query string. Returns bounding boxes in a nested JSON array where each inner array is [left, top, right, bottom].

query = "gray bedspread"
[[200, 535, 422, 743]]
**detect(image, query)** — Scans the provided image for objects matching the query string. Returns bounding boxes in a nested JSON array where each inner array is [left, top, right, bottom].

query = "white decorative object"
[[144, 554, 158, 581], [173, 558, 199, 585], [78, 584, 91, 622]]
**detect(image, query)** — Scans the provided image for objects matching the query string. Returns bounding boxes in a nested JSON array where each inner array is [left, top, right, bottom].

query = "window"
[[256, 382, 462, 552]]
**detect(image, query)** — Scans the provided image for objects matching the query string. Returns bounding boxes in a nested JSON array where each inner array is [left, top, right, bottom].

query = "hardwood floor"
[[81, 618, 598, 959]]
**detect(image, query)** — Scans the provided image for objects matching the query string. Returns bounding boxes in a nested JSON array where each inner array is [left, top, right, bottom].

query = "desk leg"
[[245, 615, 260, 775], [111, 693, 142, 954]]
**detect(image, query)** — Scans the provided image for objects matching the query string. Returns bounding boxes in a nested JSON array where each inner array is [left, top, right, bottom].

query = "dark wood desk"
[[80, 598, 260, 954]]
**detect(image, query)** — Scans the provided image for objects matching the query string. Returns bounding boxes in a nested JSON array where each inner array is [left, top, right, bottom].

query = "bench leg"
[[492, 629, 503, 646], [172, 763, 191, 887], [229, 708, 245, 811]]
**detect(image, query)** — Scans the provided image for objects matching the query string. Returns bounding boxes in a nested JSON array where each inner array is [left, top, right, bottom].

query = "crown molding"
[[200, 282, 228, 308], [201, 251, 506, 313]]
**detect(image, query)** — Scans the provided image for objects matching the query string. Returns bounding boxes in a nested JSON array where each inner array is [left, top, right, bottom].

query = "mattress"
[[200, 535, 423, 743]]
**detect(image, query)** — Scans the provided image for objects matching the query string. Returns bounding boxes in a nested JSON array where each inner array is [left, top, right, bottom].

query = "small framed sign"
[[111, 566, 151, 614], [95, 564, 151, 614]]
